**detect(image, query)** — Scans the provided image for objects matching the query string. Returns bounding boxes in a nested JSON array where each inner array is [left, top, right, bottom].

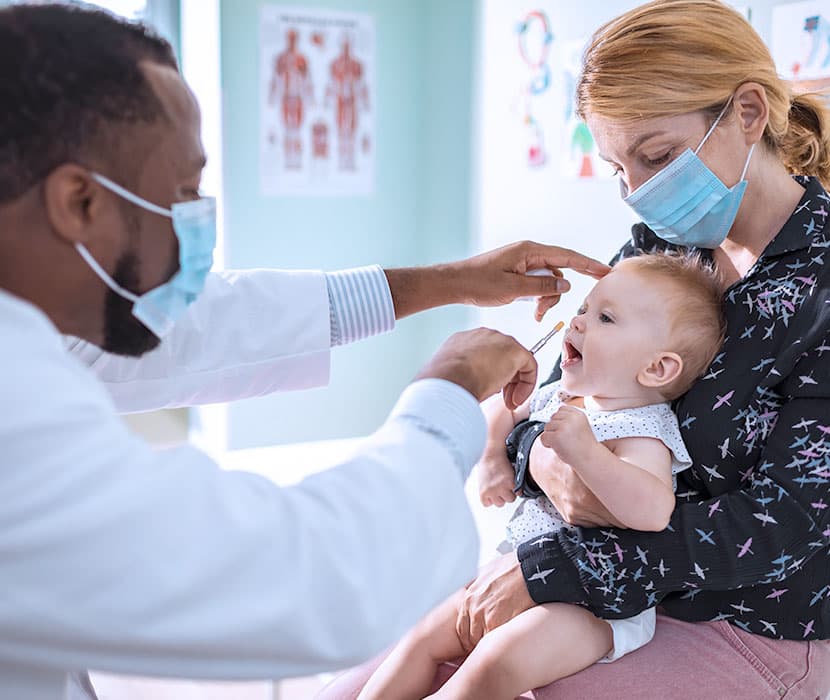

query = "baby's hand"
[[478, 451, 518, 507], [540, 405, 598, 466]]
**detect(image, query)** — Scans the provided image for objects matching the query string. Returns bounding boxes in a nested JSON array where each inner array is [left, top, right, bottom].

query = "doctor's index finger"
[[529, 243, 611, 279]]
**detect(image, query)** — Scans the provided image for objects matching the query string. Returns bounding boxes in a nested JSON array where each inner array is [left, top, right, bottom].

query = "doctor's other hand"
[[448, 241, 610, 321], [456, 550, 534, 653], [416, 329, 537, 410]]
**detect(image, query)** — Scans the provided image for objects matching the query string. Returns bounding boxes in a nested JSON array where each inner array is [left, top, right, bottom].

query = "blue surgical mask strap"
[[694, 99, 732, 155], [695, 98, 756, 186], [91, 173, 173, 218], [74, 242, 139, 303], [740, 143, 756, 181]]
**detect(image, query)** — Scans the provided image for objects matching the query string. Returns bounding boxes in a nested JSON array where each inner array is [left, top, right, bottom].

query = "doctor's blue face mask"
[[621, 100, 756, 249], [75, 174, 217, 340]]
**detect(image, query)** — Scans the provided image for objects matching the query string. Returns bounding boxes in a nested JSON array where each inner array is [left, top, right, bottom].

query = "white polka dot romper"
[[504, 380, 693, 549]]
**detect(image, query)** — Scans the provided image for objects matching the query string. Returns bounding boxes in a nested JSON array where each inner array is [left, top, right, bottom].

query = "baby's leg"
[[357, 589, 466, 700], [427, 602, 613, 700]]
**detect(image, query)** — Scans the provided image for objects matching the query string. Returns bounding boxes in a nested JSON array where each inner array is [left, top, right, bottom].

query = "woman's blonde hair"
[[576, 0, 830, 187]]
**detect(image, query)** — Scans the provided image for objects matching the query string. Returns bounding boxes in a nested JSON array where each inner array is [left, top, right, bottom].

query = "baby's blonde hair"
[[614, 253, 726, 400]]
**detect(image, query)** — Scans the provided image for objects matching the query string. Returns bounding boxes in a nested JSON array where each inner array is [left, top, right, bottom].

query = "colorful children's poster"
[[559, 39, 609, 179]]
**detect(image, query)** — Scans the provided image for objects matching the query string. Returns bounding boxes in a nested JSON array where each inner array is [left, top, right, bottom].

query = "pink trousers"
[[316, 613, 830, 699]]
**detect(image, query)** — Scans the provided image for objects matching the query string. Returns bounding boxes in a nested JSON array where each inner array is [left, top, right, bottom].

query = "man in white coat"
[[0, 4, 608, 699]]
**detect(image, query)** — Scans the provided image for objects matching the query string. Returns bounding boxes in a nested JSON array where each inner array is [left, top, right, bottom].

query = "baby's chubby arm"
[[541, 405, 675, 531], [477, 394, 532, 507]]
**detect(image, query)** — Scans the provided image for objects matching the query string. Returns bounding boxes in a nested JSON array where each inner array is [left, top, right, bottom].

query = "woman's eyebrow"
[[625, 131, 669, 156], [597, 130, 670, 162]]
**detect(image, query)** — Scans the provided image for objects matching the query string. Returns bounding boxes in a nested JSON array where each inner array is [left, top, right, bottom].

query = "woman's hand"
[[455, 551, 534, 652], [528, 436, 625, 528]]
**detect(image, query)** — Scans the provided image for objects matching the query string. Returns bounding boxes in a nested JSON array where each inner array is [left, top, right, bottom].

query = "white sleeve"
[[65, 269, 332, 413], [2, 322, 484, 679]]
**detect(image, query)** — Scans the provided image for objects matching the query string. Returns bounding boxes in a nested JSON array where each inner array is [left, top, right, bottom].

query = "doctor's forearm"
[[384, 265, 459, 319]]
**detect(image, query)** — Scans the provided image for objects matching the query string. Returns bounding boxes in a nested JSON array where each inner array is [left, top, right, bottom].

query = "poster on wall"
[[260, 5, 375, 196], [510, 10, 611, 179], [559, 38, 607, 179], [514, 10, 555, 168], [772, 0, 830, 93]]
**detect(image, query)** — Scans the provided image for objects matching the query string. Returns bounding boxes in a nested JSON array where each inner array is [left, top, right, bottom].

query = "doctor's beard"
[[102, 251, 162, 357]]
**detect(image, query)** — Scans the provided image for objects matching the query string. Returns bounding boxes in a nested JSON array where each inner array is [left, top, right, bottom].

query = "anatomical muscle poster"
[[260, 5, 375, 196]]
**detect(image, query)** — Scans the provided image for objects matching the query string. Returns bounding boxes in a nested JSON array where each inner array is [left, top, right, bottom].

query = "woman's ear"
[[733, 82, 769, 146], [638, 351, 683, 390]]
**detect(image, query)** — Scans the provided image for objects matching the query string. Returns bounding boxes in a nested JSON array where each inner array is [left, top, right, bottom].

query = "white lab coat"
[[0, 269, 482, 699]]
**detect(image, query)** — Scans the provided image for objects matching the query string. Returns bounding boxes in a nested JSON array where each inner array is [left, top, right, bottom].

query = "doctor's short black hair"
[[0, 3, 178, 204]]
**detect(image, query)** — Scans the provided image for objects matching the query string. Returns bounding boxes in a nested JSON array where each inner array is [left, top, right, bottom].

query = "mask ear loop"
[[74, 243, 140, 303], [694, 98, 734, 155], [91, 173, 173, 218], [739, 143, 756, 181]]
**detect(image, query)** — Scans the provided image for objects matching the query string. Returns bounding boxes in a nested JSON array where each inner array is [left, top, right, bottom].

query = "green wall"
[[219, 0, 477, 448]]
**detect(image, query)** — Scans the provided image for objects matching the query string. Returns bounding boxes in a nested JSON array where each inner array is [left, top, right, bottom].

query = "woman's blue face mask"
[[622, 101, 755, 249], [75, 174, 217, 339]]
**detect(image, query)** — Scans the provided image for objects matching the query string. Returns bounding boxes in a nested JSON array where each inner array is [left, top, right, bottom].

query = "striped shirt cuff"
[[325, 266, 396, 347], [389, 378, 487, 480]]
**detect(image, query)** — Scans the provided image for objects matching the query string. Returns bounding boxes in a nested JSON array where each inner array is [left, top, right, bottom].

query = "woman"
[[319, 1, 830, 697]]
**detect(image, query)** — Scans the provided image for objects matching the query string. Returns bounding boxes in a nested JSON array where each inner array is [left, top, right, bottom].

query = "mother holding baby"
[[321, 0, 830, 698]]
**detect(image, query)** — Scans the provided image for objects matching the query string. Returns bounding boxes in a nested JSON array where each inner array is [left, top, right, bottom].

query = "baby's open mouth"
[[562, 339, 583, 367]]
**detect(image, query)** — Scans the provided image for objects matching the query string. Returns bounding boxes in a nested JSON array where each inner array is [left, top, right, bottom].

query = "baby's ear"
[[638, 352, 683, 390]]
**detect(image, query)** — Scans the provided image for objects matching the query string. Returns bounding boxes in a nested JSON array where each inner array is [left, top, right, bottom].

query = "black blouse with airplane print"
[[513, 176, 830, 641]]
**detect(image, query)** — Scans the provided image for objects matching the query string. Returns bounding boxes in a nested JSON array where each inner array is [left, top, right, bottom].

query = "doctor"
[[0, 4, 608, 699]]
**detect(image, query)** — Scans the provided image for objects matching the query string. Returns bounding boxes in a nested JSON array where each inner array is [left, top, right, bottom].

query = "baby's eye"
[[576, 305, 587, 315], [599, 312, 614, 323]]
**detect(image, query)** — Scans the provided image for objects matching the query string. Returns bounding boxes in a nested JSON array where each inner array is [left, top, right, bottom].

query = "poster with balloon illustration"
[[511, 10, 609, 179]]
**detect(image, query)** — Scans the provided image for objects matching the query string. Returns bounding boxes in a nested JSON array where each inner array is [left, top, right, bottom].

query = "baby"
[[358, 253, 726, 700]]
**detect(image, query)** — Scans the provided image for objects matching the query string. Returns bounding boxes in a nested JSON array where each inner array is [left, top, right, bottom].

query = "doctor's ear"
[[732, 82, 769, 146], [43, 164, 104, 246], [638, 351, 683, 390]]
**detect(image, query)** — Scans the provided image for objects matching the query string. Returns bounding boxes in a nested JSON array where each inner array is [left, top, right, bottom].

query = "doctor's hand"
[[528, 435, 625, 529], [385, 241, 610, 321], [416, 328, 536, 409], [449, 241, 610, 320], [455, 551, 534, 652]]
